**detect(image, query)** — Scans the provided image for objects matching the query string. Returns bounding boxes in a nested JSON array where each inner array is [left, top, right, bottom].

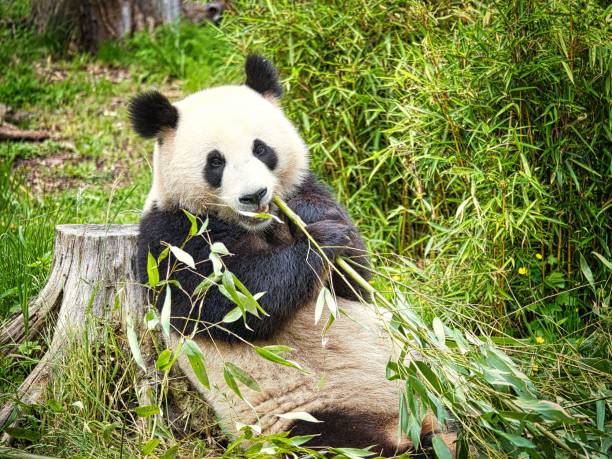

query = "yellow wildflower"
[[518, 266, 528, 275], [392, 275, 401, 282], [532, 364, 539, 372], [536, 253, 543, 260], [535, 336, 544, 345]]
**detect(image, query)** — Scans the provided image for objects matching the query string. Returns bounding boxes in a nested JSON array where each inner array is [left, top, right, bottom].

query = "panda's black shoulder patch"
[[128, 90, 178, 138], [245, 55, 282, 99]]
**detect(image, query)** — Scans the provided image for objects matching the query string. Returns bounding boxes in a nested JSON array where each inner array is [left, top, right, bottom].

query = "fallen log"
[[0, 224, 153, 434]]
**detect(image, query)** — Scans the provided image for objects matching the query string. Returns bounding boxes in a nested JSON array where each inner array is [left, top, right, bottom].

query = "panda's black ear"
[[128, 90, 178, 138], [245, 55, 282, 99]]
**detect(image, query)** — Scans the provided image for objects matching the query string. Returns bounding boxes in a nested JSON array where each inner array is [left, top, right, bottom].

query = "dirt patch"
[[33, 59, 131, 85], [85, 63, 132, 84], [13, 151, 131, 194], [15, 153, 91, 194]]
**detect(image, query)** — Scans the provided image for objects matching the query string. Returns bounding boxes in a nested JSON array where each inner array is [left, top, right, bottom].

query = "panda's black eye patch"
[[252, 139, 278, 171], [204, 150, 225, 188]]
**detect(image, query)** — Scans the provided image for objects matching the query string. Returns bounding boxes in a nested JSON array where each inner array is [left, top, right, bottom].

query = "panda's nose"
[[239, 187, 268, 206]]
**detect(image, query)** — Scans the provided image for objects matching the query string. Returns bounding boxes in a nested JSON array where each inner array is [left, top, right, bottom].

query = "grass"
[[0, 0, 611, 457]]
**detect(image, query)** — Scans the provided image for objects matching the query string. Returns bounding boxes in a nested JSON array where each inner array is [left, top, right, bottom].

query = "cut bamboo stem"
[[273, 195, 411, 326]]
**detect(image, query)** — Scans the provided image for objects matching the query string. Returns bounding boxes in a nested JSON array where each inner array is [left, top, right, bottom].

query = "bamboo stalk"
[[274, 195, 414, 330]]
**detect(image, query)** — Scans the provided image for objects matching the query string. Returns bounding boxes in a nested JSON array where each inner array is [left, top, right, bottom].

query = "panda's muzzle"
[[239, 187, 269, 211]]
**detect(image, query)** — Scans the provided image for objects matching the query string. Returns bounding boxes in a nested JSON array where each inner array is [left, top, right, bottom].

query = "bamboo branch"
[[272, 195, 328, 261], [274, 195, 407, 321]]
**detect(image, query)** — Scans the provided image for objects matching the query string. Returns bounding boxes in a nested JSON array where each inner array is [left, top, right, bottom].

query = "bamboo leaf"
[[126, 317, 146, 371], [237, 210, 283, 223], [287, 435, 317, 446], [314, 287, 325, 324], [156, 349, 173, 372], [210, 241, 230, 256], [514, 398, 574, 423], [182, 209, 198, 236], [147, 252, 159, 287], [492, 429, 535, 448], [4, 428, 40, 442], [225, 362, 261, 392], [432, 317, 445, 344], [276, 411, 322, 423], [145, 308, 159, 330], [158, 246, 170, 263], [141, 438, 161, 455], [596, 399, 605, 431], [579, 254, 595, 290], [209, 252, 223, 276], [324, 287, 337, 318], [519, 153, 531, 177], [134, 405, 160, 417], [327, 447, 375, 458], [223, 365, 243, 400], [223, 306, 243, 323], [561, 61, 574, 84], [160, 445, 179, 459], [196, 217, 209, 236], [184, 339, 210, 389], [161, 286, 171, 339], [255, 346, 305, 372], [432, 436, 453, 459], [194, 274, 217, 295], [592, 252, 612, 271], [170, 245, 195, 269], [262, 344, 294, 354], [230, 272, 267, 317], [221, 270, 245, 309]]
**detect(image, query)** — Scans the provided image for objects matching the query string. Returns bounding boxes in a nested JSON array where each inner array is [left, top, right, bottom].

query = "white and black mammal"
[[131, 56, 455, 456]]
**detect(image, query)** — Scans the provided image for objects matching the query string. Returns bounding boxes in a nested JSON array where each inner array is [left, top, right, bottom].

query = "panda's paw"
[[306, 220, 355, 256]]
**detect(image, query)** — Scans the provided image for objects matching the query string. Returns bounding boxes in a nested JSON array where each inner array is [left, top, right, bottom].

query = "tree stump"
[[0, 224, 150, 432]]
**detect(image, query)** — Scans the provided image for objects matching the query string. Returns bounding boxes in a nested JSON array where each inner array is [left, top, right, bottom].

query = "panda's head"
[[129, 55, 309, 230]]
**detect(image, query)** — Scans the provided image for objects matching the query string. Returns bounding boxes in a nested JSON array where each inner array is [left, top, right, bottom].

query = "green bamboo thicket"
[[226, 0, 611, 337]]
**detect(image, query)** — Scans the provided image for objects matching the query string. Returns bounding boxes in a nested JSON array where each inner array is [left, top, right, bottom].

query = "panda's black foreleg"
[[286, 173, 372, 300], [171, 220, 353, 343], [140, 205, 357, 343]]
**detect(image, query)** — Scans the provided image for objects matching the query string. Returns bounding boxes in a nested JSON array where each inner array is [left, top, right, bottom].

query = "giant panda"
[[130, 55, 456, 457]]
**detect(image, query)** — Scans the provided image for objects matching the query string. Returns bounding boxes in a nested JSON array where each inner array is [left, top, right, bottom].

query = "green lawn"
[[0, 0, 610, 457]]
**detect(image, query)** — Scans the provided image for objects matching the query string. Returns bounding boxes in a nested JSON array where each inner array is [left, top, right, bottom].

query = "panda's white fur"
[[133, 56, 456, 456]]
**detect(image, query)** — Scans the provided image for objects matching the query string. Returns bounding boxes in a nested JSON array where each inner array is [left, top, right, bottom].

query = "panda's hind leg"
[[418, 414, 458, 458], [290, 411, 458, 458], [289, 410, 412, 458]]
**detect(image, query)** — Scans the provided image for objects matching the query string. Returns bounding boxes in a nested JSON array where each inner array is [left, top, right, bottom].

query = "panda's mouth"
[[235, 202, 280, 229], [237, 202, 270, 216]]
